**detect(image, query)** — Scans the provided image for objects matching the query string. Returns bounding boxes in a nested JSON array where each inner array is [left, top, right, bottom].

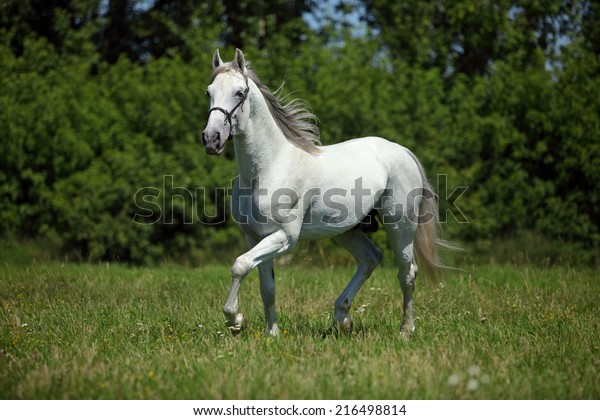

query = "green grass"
[[1, 250, 598, 399]]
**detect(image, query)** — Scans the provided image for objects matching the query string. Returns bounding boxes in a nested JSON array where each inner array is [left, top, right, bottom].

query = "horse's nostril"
[[202, 131, 208, 146]]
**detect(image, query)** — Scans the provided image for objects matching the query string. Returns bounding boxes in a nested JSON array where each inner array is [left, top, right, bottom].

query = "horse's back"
[[317, 136, 421, 189]]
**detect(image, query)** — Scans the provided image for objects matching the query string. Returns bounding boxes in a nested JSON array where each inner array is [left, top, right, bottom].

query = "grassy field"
[[1, 245, 598, 399]]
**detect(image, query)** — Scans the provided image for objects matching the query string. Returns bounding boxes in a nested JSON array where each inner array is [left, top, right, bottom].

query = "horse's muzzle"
[[202, 130, 225, 155]]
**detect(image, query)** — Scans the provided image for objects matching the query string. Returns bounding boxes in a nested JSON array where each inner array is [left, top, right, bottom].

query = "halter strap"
[[208, 82, 250, 141]]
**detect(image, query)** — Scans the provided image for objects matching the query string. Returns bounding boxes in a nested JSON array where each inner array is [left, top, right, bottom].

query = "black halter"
[[208, 81, 250, 141]]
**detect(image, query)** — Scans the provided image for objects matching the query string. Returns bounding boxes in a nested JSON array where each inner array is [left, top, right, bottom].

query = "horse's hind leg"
[[382, 219, 418, 338], [332, 229, 383, 333], [399, 253, 418, 338]]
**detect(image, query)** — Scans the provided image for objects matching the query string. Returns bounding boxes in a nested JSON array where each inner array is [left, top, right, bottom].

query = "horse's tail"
[[406, 149, 454, 281]]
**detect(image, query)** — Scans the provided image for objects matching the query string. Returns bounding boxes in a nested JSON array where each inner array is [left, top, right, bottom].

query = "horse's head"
[[202, 49, 250, 155]]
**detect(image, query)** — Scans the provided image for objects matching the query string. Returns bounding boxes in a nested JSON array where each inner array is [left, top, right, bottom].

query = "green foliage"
[[0, 36, 241, 263], [1, 1, 598, 263]]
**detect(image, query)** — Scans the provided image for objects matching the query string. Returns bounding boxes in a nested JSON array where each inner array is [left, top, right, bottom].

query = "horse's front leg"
[[223, 229, 295, 335], [258, 260, 278, 336]]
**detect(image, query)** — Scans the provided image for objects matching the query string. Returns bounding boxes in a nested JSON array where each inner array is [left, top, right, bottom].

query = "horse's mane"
[[211, 62, 321, 155]]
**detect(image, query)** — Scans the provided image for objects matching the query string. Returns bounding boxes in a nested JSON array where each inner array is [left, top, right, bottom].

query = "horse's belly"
[[299, 198, 370, 240], [299, 222, 359, 240]]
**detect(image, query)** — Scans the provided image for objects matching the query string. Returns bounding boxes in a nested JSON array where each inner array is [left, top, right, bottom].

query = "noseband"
[[208, 79, 250, 141]]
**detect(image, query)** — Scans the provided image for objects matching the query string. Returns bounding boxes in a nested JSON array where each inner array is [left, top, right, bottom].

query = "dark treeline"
[[1, 0, 598, 264]]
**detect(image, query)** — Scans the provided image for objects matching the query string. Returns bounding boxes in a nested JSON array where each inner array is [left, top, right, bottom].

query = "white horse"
[[202, 49, 445, 337]]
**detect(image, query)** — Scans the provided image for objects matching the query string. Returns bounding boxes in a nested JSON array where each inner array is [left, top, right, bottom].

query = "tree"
[[361, 0, 587, 77], [1, 0, 598, 263], [0, 0, 101, 57]]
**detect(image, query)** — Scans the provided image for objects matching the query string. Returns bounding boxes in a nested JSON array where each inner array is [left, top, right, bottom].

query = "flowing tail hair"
[[406, 150, 456, 281]]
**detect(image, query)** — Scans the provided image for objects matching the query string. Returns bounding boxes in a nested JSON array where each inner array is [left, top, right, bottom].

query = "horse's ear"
[[212, 49, 223, 69], [234, 48, 247, 77]]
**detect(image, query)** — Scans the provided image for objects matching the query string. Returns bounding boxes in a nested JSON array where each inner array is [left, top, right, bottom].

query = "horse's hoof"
[[265, 325, 279, 337], [400, 323, 415, 339], [334, 313, 353, 334], [226, 313, 246, 335]]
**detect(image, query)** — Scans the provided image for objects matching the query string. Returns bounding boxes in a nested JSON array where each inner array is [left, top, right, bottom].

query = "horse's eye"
[[235, 90, 245, 98], [205, 90, 210, 98]]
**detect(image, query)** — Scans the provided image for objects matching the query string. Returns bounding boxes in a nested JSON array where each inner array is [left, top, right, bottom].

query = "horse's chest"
[[231, 185, 296, 238]]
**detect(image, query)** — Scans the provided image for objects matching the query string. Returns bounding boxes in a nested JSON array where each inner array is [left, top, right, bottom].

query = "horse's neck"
[[233, 88, 295, 185]]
